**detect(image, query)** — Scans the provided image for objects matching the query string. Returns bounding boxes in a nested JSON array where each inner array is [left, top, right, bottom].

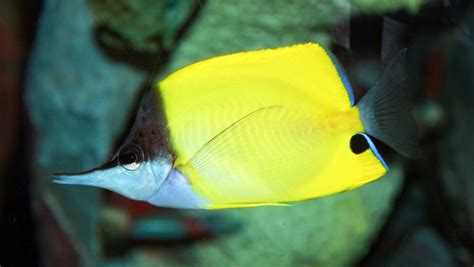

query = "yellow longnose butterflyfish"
[[54, 43, 418, 209]]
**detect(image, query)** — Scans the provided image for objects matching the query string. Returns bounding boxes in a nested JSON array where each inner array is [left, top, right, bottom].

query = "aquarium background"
[[0, 0, 473, 266]]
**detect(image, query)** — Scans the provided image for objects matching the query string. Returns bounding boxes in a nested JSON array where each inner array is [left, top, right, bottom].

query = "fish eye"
[[118, 144, 143, 171], [350, 134, 369, 154]]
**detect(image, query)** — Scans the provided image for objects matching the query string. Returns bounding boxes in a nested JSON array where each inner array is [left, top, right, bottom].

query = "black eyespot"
[[350, 134, 369, 154], [117, 144, 143, 170]]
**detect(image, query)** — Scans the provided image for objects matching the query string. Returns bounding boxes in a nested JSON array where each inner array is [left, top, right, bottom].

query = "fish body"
[[55, 43, 417, 209]]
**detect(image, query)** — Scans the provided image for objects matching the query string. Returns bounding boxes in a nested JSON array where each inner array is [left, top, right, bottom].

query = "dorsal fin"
[[325, 49, 356, 106]]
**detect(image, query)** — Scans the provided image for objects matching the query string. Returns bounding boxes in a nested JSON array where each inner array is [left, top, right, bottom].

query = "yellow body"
[[158, 43, 386, 209]]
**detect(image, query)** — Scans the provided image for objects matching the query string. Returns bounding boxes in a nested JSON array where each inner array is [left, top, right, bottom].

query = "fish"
[[54, 43, 418, 209]]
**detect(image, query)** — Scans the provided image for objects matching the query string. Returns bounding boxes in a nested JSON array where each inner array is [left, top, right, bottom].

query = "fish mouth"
[[52, 169, 101, 186], [53, 167, 99, 177], [52, 160, 116, 185]]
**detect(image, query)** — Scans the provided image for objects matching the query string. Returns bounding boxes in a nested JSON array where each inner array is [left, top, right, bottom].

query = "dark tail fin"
[[357, 49, 420, 159]]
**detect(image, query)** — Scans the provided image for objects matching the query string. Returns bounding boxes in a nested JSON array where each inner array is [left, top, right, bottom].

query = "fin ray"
[[183, 106, 282, 166], [179, 106, 328, 205], [358, 49, 419, 158]]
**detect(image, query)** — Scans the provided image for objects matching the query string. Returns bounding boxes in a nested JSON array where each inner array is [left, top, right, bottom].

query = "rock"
[[25, 0, 145, 265], [102, 169, 404, 267], [437, 12, 474, 262], [175, 172, 402, 267], [165, 0, 424, 75], [351, 0, 424, 14], [164, 0, 335, 74], [381, 227, 455, 267], [89, 0, 199, 53]]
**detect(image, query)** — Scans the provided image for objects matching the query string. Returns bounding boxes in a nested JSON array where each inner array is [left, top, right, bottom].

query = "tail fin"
[[357, 49, 420, 159]]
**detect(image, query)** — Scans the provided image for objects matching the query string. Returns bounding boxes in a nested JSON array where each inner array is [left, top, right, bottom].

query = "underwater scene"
[[1, 0, 473, 266]]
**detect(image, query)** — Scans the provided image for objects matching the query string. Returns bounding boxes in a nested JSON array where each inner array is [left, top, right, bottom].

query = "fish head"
[[54, 89, 174, 201]]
